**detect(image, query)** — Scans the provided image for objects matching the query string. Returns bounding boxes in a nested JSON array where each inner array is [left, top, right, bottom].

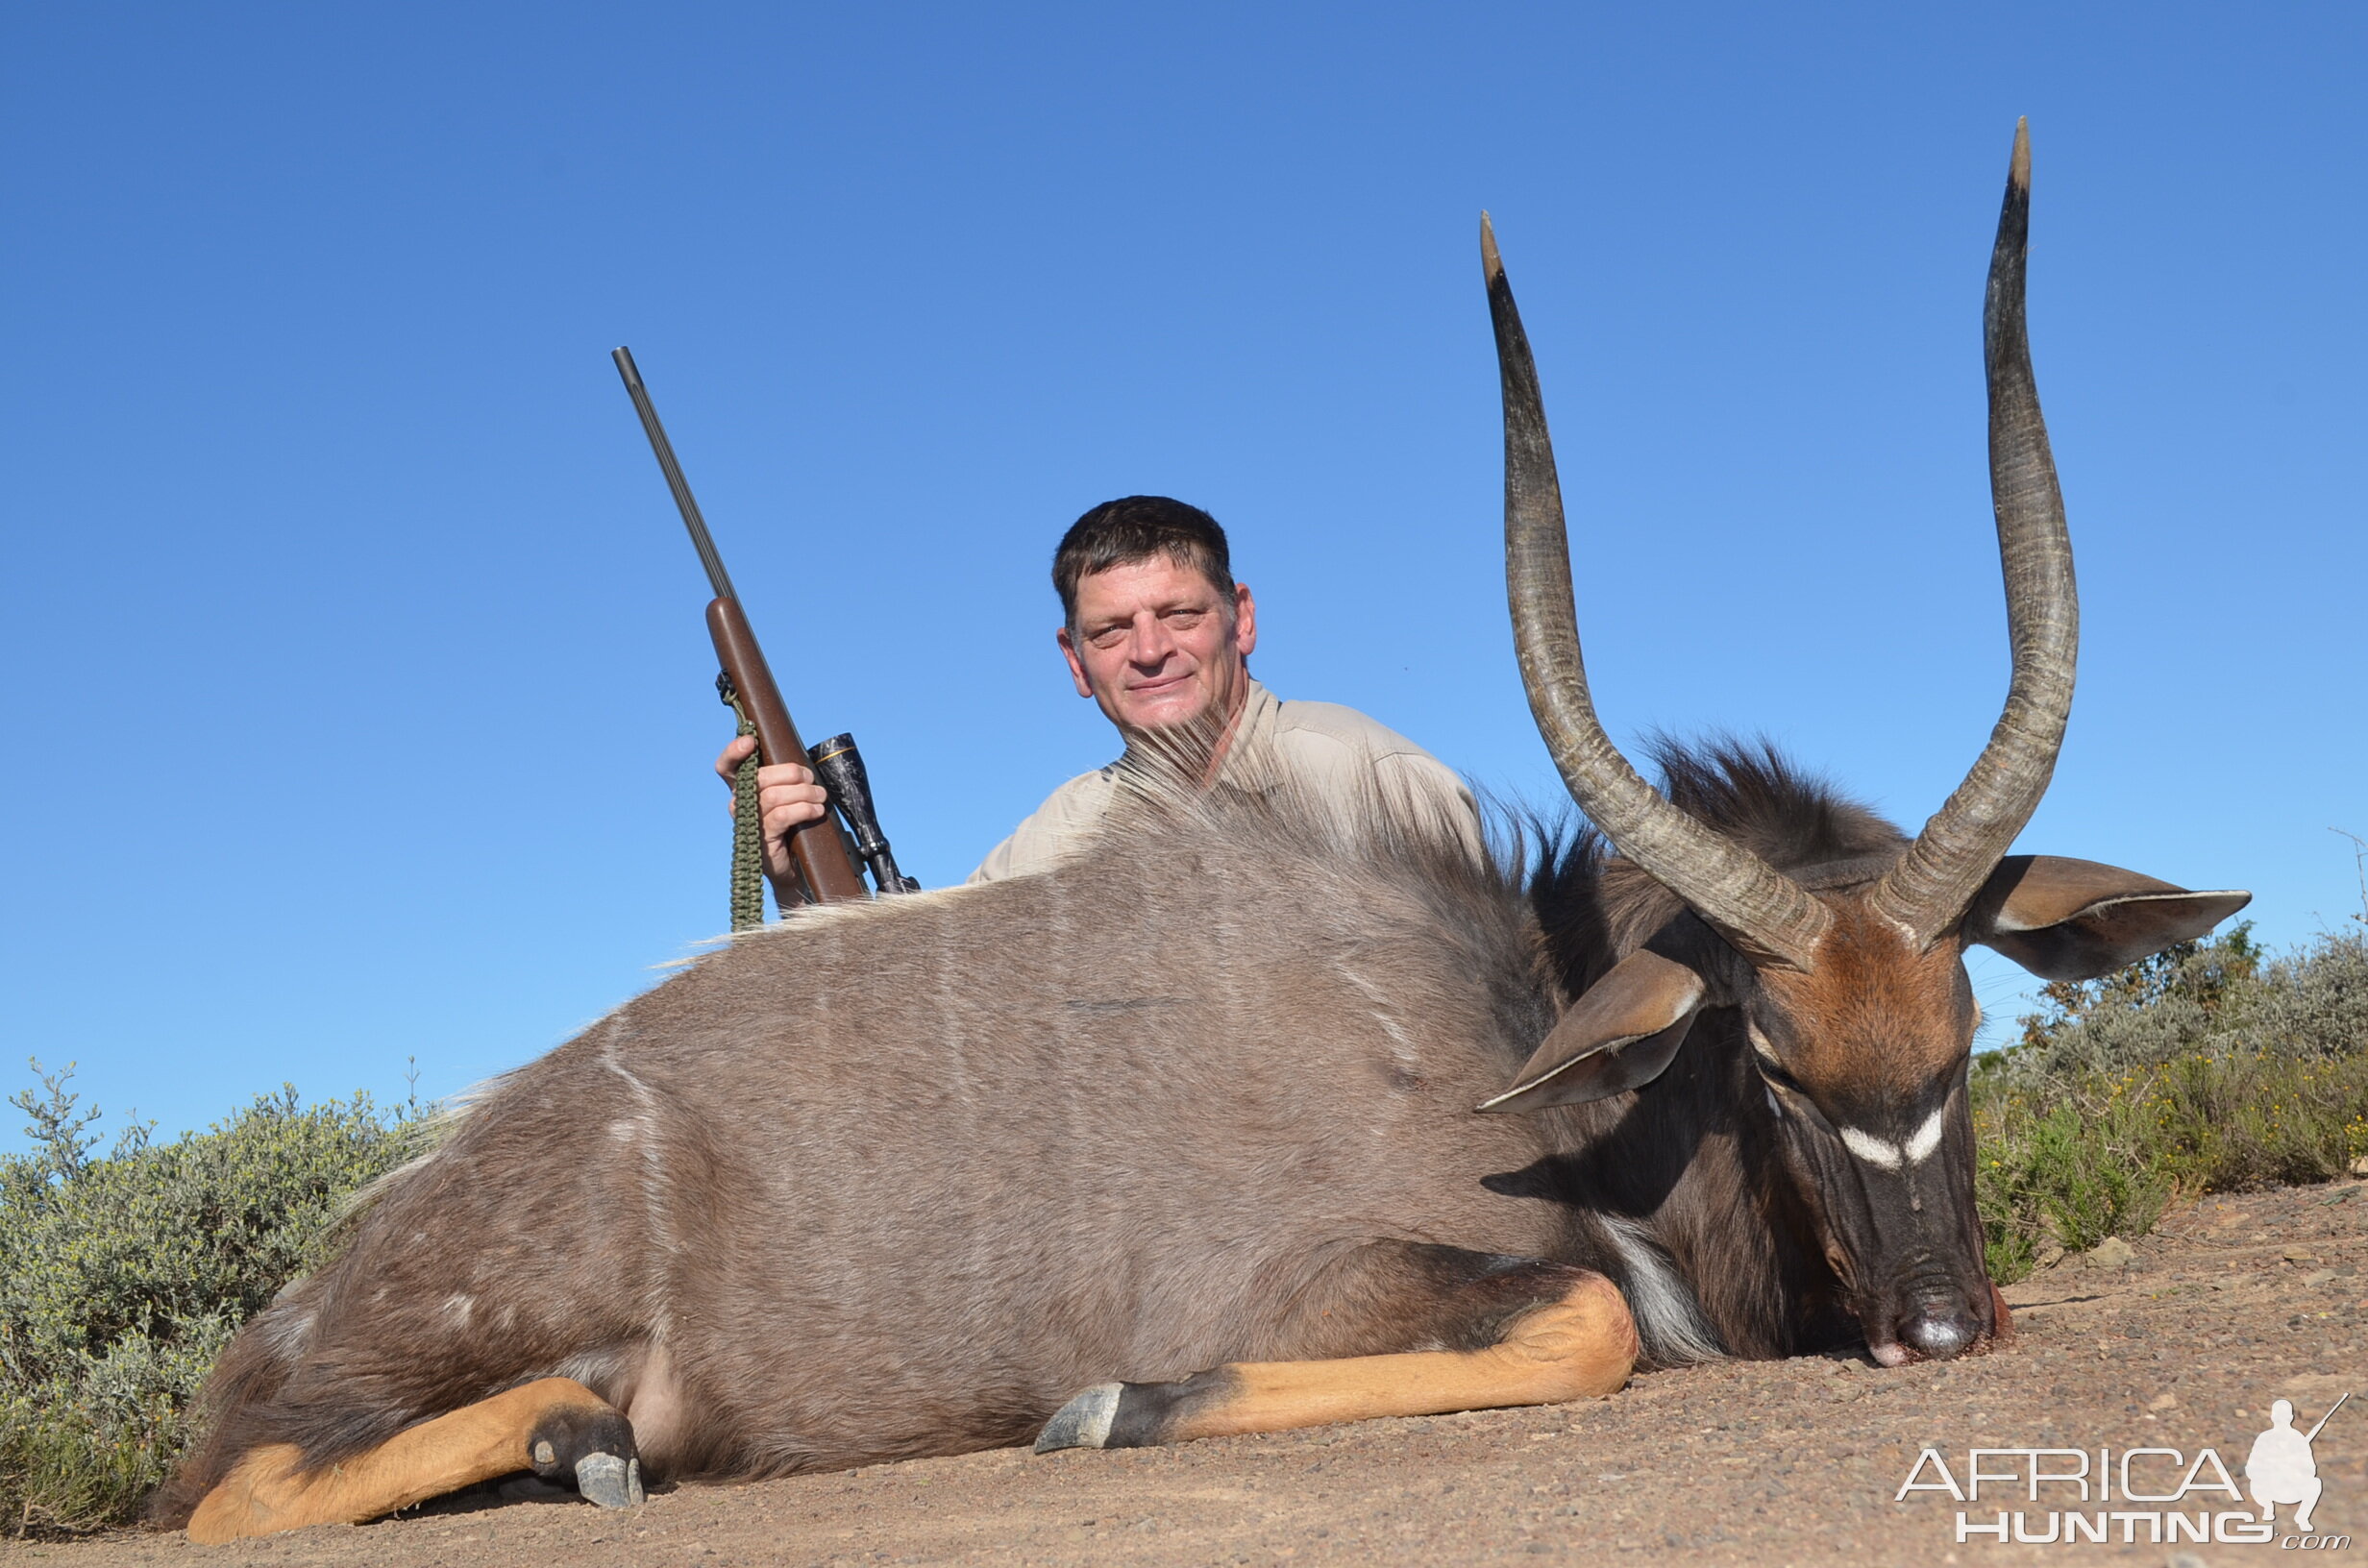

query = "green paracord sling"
[[723, 679, 767, 933]]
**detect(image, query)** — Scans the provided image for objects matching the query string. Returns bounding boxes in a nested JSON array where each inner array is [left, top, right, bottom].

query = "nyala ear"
[[1965, 855, 2252, 982], [1479, 949, 1705, 1115]]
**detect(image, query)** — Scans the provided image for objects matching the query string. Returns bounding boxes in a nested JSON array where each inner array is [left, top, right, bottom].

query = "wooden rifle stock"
[[707, 597, 870, 906]]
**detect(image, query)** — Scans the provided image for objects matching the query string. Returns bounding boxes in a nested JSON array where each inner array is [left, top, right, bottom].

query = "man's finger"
[[757, 781, 828, 810], [715, 734, 758, 784], [762, 799, 830, 834], [754, 761, 818, 790]]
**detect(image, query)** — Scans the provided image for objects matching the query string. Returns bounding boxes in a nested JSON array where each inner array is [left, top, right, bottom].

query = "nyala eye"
[[1746, 1024, 1803, 1093]]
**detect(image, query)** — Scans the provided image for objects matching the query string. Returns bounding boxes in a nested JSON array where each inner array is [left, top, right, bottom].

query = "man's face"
[[1057, 554, 1258, 741]]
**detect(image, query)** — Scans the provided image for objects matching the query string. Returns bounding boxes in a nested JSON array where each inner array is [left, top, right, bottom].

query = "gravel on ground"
[[12, 1180, 2363, 1568]]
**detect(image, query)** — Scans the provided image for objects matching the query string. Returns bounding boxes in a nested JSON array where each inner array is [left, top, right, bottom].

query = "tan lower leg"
[[1171, 1273, 1639, 1441], [185, 1378, 619, 1543]]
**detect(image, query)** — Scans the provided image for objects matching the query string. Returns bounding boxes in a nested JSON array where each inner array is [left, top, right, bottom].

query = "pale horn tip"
[[1480, 211, 1503, 283], [2010, 117, 2031, 190]]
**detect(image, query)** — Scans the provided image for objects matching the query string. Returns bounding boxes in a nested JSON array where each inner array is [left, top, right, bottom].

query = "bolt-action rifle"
[[611, 346, 917, 920]]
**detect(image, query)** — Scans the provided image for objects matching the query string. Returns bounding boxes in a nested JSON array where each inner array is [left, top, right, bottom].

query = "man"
[[715, 496, 1476, 885], [2244, 1399, 2324, 1533]]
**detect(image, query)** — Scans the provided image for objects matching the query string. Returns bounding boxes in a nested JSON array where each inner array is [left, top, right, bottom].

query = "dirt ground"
[[12, 1180, 2364, 1568]]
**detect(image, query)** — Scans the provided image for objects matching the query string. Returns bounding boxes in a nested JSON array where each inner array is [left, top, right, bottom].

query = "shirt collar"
[[1214, 679, 1283, 789]]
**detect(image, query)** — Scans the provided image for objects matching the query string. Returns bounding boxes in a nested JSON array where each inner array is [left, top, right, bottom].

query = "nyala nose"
[[1901, 1303, 1978, 1360]]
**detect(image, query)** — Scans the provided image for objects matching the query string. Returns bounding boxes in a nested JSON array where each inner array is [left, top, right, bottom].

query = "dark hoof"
[[1034, 1384, 1122, 1453], [528, 1399, 643, 1507], [574, 1453, 645, 1509]]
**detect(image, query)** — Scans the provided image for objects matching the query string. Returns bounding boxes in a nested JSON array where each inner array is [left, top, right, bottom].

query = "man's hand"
[[715, 735, 829, 881]]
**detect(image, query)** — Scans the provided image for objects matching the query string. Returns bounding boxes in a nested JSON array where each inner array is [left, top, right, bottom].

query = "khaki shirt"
[[969, 680, 1480, 883]]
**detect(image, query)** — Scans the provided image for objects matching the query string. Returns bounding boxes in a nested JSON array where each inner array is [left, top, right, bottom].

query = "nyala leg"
[[1037, 1246, 1637, 1452], [186, 1378, 641, 1543]]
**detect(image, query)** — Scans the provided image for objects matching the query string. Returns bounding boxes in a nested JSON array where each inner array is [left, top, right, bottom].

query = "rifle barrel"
[[610, 344, 871, 907], [611, 346, 739, 603]]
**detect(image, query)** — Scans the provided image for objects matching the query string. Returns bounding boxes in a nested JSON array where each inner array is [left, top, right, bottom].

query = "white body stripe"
[[1600, 1216, 1725, 1363]]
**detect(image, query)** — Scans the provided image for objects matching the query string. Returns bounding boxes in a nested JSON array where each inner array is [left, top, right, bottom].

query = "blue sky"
[[4, 3, 2361, 1146]]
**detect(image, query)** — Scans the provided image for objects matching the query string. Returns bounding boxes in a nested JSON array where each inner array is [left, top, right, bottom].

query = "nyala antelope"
[[160, 122, 2242, 1542], [1474, 120, 2245, 1369]]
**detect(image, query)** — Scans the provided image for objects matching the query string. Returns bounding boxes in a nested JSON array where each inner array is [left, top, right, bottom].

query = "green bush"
[[1975, 927, 2368, 1283], [0, 1064, 417, 1537]]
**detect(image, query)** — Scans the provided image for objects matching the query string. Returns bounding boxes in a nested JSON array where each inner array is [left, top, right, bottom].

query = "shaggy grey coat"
[[162, 778, 1586, 1514]]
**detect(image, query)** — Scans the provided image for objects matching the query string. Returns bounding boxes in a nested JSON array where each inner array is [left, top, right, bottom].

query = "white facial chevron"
[[1839, 1107, 1948, 1172], [1902, 1105, 1947, 1163]]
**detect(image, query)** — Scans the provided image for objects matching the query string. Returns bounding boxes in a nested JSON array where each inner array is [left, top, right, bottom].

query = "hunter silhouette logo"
[[1895, 1391, 2354, 1549], [2247, 1393, 2346, 1534]]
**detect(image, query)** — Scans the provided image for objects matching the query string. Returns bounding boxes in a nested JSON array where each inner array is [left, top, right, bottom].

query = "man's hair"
[[1052, 496, 1235, 626]]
